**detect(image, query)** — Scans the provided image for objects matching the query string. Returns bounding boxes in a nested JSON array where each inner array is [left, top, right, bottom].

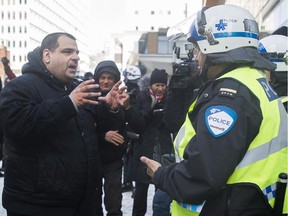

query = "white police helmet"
[[187, 5, 259, 54], [258, 35, 288, 72], [123, 65, 142, 81]]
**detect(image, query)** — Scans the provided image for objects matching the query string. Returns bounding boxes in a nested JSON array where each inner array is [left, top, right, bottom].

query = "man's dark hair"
[[40, 32, 76, 56]]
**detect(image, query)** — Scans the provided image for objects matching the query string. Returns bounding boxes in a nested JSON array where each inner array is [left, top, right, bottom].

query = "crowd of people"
[[0, 4, 287, 216]]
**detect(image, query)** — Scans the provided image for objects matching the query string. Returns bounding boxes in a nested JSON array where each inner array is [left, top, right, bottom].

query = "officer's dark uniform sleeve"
[[153, 79, 263, 204]]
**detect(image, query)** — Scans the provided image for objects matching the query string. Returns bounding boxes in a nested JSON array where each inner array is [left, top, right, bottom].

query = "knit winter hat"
[[150, 68, 168, 85]]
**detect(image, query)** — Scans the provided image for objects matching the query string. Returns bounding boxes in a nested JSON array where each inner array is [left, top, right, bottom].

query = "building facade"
[[0, 0, 92, 79], [111, 0, 287, 76], [109, 0, 203, 74]]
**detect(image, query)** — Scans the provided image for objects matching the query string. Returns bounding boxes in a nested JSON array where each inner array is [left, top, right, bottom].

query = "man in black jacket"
[[93, 61, 143, 216], [0, 32, 126, 216]]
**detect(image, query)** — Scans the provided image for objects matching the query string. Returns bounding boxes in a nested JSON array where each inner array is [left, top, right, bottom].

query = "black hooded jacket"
[[94, 60, 126, 165], [93, 60, 144, 165], [0, 47, 103, 215]]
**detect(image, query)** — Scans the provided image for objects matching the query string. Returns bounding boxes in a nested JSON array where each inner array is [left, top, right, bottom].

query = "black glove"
[[1, 57, 9, 67]]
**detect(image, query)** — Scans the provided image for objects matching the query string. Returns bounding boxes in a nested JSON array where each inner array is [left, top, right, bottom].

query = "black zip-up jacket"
[[94, 61, 144, 165], [0, 48, 106, 215]]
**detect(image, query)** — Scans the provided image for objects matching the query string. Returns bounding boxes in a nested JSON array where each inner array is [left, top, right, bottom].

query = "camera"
[[126, 131, 139, 140], [172, 44, 200, 76]]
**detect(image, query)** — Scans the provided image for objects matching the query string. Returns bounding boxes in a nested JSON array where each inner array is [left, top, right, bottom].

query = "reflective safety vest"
[[280, 96, 288, 110], [171, 67, 288, 216]]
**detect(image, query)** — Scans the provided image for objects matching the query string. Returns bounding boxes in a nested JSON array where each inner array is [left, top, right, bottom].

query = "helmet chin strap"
[[199, 57, 239, 83], [199, 58, 211, 83]]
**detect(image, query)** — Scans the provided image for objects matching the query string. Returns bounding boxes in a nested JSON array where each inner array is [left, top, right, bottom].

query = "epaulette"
[[219, 87, 237, 98]]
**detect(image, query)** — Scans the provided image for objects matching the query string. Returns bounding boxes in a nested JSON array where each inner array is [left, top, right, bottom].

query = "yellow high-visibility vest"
[[172, 67, 288, 215]]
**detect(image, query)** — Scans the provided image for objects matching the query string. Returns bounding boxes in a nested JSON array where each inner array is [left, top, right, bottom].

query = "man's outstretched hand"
[[140, 156, 162, 179], [98, 80, 128, 110], [69, 79, 101, 107]]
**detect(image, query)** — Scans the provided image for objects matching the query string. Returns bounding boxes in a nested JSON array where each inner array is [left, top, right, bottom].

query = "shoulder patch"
[[205, 105, 237, 137]]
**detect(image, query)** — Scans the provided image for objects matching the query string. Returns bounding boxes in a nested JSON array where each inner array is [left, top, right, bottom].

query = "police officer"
[[140, 4, 288, 216], [258, 34, 288, 111]]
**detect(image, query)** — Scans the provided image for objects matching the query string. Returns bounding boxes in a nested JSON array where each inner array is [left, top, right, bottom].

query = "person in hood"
[[93, 61, 144, 216], [141, 5, 287, 216], [0, 32, 127, 216]]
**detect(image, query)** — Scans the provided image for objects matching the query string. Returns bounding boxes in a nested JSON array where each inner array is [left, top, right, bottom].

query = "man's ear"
[[42, 49, 50, 64]]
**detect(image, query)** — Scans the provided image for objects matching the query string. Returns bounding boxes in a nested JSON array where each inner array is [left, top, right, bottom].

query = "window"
[[151, 26, 154, 31], [167, 10, 171, 15], [158, 36, 173, 54], [151, 11, 155, 15], [134, 10, 138, 15], [136, 26, 138, 30]]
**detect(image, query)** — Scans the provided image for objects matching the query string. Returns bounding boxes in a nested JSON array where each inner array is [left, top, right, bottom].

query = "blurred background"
[[0, 0, 287, 79]]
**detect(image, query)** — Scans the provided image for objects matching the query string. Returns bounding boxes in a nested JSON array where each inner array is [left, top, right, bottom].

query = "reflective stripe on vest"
[[174, 100, 197, 163], [223, 68, 288, 213], [172, 67, 288, 215], [173, 100, 203, 215], [280, 96, 288, 105], [178, 201, 205, 213]]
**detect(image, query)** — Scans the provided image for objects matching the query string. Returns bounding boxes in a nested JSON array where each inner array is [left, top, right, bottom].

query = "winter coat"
[[0, 47, 104, 215], [132, 88, 173, 184], [93, 61, 144, 165], [93, 60, 126, 165]]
